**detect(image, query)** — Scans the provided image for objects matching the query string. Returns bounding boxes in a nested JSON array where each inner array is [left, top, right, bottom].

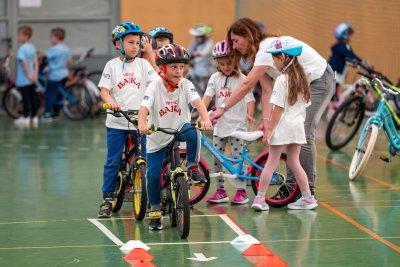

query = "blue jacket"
[[328, 42, 361, 74]]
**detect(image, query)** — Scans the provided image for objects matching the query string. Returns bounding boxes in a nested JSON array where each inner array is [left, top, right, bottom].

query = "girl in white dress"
[[251, 37, 318, 211]]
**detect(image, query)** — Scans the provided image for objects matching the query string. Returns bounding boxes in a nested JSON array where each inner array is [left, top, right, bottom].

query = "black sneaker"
[[188, 167, 206, 184], [98, 202, 112, 218], [148, 211, 163, 230]]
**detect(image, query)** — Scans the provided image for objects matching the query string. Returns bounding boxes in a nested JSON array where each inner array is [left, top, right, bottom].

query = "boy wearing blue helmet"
[[97, 22, 158, 218], [149, 27, 174, 50], [251, 37, 317, 211]]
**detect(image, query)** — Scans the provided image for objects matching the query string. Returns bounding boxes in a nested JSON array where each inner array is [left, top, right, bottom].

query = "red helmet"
[[156, 44, 190, 65]]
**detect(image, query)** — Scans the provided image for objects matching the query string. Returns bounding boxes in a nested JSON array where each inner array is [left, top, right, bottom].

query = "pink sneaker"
[[287, 196, 318, 210], [207, 189, 229, 203], [231, 189, 249, 205], [251, 196, 269, 211]]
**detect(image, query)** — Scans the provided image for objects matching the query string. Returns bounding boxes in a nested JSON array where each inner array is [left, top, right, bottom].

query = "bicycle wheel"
[[250, 152, 300, 207], [132, 163, 148, 221], [349, 123, 379, 180], [62, 83, 92, 120], [112, 172, 126, 212], [326, 96, 365, 151], [161, 155, 210, 205], [2, 86, 23, 118], [175, 175, 190, 239]]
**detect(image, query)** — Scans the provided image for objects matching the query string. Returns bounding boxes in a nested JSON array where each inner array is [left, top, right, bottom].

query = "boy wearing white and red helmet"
[[202, 40, 255, 205], [138, 44, 213, 230]]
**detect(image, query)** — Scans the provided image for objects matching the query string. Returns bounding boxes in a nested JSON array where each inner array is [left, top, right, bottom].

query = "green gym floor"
[[0, 116, 399, 267]]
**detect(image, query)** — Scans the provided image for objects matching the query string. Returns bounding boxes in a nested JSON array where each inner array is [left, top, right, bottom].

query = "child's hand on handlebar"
[[201, 120, 213, 131], [138, 124, 149, 135], [105, 102, 120, 112]]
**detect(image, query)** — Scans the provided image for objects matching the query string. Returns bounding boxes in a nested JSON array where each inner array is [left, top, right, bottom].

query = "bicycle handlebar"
[[371, 78, 400, 96], [346, 58, 393, 85], [102, 103, 139, 126], [149, 121, 203, 136]]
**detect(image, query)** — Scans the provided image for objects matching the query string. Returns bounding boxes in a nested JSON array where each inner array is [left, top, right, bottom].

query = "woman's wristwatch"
[[220, 103, 227, 111]]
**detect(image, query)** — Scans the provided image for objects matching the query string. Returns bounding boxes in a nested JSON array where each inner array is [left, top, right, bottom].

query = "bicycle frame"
[[201, 134, 264, 181]]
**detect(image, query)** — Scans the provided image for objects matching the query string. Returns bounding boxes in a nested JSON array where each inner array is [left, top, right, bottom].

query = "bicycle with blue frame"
[[197, 130, 300, 207], [349, 78, 400, 180]]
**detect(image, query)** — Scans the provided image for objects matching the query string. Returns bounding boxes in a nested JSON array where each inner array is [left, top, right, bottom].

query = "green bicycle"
[[349, 78, 400, 180]]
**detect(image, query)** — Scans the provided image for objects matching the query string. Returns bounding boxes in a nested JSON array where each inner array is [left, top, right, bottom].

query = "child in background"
[[251, 37, 317, 211], [202, 40, 256, 204], [42, 28, 72, 121], [97, 22, 158, 218], [149, 27, 174, 50], [188, 23, 216, 96], [138, 44, 213, 230], [14, 25, 39, 126], [328, 22, 362, 115]]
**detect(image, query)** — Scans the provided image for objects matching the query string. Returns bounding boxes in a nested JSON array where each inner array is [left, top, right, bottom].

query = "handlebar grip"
[[103, 103, 110, 110], [149, 124, 157, 134], [196, 121, 204, 131]]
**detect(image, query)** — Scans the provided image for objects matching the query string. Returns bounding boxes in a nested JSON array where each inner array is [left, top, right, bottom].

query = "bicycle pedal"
[[379, 155, 391, 163], [192, 182, 205, 187], [148, 211, 162, 219]]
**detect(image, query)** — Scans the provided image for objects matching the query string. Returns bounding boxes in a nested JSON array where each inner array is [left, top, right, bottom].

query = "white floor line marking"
[[77, 147, 89, 151], [218, 214, 246, 236], [88, 219, 124, 246], [38, 145, 49, 149], [0, 244, 117, 250], [147, 241, 231, 246], [20, 144, 31, 148]]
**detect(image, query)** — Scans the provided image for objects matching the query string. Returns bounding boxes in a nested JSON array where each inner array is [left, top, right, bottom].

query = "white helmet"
[[266, 36, 302, 56]]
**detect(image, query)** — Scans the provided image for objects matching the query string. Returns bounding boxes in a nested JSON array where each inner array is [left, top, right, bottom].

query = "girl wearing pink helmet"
[[202, 40, 256, 204]]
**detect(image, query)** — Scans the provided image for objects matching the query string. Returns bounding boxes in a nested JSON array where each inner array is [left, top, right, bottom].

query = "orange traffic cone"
[[124, 248, 154, 261], [256, 255, 288, 267], [242, 244, 274, 256], [131, 260, 157, 267]]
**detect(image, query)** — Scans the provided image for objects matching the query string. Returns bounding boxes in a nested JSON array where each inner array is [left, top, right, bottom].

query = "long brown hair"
[[274, 54, 310, 105], [227, 17, 280, 65]]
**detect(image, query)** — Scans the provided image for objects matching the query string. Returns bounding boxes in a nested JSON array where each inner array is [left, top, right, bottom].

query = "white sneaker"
[[288, 196, 318, 210], [31, 116, 39, 125], [14, 117, 30, 126]]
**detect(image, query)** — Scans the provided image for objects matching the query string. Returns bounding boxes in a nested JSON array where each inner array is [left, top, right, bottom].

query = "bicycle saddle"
[[231, 131, 264, 142]]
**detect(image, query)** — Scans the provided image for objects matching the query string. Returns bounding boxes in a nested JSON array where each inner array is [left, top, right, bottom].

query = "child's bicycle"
[[196, 130, 300, 207], [325, 58, 400, 150], [349, 78, 400, 180], [103, 104, 148, 220], [150, 122, 209, 239]]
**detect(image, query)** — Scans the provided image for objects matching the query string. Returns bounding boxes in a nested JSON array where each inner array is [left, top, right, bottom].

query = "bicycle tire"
[[326, 96, 365, 151], [175, 175, 190, 239], [161, 155, 210, 205], [112, 172, 126, 212], [2, 86, 23, 118], [62, 83, 92, 120], [168, 198, 177, 227], [349, 123, 379, 181], [132, 163, 148, 221], [250, 152, 300, 207]]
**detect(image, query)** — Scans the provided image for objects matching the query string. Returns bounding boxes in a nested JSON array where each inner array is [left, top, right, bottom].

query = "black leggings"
[[20, 84, 39, 118]]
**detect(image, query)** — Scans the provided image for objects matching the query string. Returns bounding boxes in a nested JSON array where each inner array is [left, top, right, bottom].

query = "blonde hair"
[[227, 17, 281, 66], [215, 54, 241, 78], [274, 54, 310, 105]]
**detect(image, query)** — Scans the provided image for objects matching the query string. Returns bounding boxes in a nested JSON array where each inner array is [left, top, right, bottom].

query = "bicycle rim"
[[133, 163, 147, 221], [3, 87, 23, 118], [112, 173, 126, 212], [62, 84, 92, 120], [349, 123, 379, 180], [326, 96, 365, 150]]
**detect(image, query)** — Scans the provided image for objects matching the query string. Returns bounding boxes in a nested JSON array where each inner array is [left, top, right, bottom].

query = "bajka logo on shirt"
[[159, 100, 182, 117], [117, 72, 141, 90], [218, 87, 231, 98]]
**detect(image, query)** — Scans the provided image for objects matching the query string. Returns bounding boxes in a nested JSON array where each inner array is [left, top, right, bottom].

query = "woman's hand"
[[201, 120, 213, 131], [262, 128, 272, 146], [209, 108, 224, 122], [138, 124, 149, 135]]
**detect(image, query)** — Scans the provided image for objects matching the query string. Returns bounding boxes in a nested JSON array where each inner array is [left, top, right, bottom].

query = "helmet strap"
[[281, 55, 296, 74], [118, 39, 136, 71], [159, 65, 179, 93]]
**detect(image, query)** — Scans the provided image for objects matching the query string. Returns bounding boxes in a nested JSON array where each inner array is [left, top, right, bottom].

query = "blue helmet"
[[149, 27, 174, 43], [111, 22, 143, 45], [334, 22, 352, 40], [266, 36, 302, 56]]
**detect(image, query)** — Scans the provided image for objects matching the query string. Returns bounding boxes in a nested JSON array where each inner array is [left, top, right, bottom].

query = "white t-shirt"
[[254, 37, 327, 82], [141, 78, 200, 153], [269, 75, 310, 145], [205, 72, 255, 138], [98, 57, 158, 130]]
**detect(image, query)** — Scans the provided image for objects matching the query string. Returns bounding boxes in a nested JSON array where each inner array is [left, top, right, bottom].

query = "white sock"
[[257, 191, 266, 197], [302, 190, 312, 199]]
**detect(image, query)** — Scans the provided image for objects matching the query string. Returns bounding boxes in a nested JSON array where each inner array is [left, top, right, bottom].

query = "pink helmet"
[[212, 40, 230, 59]]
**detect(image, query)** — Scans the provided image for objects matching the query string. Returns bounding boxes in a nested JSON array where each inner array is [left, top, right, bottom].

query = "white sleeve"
[[98, 62, 113, 90], [244, 91, 255, 104], [184, 80, 200, 104], [270, 77, 287, 108], [141, 82, 155, 110], [253, 49, 274, 67], [204, 74, 216, 97], [143, 60, 158, 85]]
